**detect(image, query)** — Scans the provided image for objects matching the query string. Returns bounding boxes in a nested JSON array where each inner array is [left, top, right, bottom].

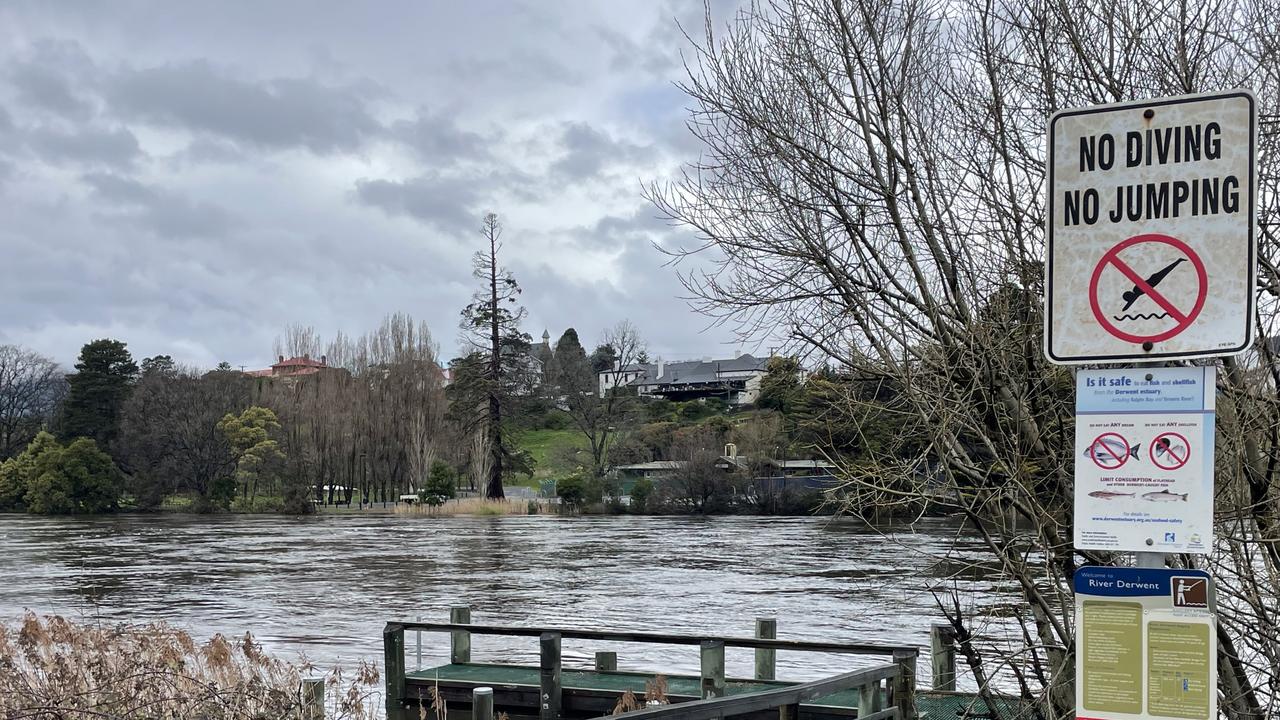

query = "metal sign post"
[[1047, 89, 1257, 720]]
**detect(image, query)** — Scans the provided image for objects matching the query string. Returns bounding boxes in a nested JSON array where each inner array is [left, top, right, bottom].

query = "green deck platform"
[[407, 664, 1028, 719]]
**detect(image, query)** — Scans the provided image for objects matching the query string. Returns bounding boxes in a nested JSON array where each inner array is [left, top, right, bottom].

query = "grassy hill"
[[513, 428, 589, 486]]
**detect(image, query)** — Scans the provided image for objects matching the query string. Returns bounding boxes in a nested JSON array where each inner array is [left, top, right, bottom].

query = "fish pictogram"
[[1088, 490, 1135, 500], [1142, 490, 1189, 502], [1084, 436, 1139, 464]]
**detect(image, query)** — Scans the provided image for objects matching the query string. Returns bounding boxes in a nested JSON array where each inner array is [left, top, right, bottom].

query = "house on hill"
[[245, 354, 337, 379], [598, 353, 770, 406]]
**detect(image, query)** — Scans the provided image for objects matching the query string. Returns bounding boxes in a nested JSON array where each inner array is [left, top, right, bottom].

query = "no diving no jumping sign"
[[1046, 90, 1256, 364]]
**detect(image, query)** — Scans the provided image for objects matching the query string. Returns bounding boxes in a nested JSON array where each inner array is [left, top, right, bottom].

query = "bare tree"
[[0, 345, 65, 460], [649, 1, 1280, 717]]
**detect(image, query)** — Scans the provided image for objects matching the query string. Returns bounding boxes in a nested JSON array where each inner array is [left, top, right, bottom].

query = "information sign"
[[1075, 367, 1215, 553], [1075, 566, 1216, 720], [1045, 90, 1256, 363]]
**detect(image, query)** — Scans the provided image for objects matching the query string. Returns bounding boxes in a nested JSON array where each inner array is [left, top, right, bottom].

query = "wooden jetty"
[[382, 610, 1027, 720]]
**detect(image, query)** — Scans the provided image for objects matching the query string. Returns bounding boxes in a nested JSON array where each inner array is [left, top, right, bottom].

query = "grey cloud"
[[177, 137, 245, 165], [108, 60, 385, 153], [10, 61, 93, 120], [567, 206, 672, 251], [389, 108, 491, 165], [447, 49, 583, 89], [594, 24, 681, 76], [551, 121, 654, 181], [26, 125, 141, 168], [354, 174, 480, 234], [82, 172, 240, 239]]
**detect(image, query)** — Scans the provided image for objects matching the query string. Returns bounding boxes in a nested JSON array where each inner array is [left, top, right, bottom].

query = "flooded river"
[[0, 513, 1019, 685]]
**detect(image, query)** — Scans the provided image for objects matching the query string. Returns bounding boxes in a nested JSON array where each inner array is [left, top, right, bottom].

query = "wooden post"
[[473, 686, 494, 720], [859, 679, 882, 715], [540, 632, 562, 720], [778, 702, 800, 720], [451, 606, 472, 664], [595, 651, 618, 672], [384, 623, 408, 720], [415, 615, 424, 671], [755, 617, 777, 681], [700, 640, 726, 699], [929, 624, 956, 692], [890, 649, 918, 720], [302, 677, 324, 719]]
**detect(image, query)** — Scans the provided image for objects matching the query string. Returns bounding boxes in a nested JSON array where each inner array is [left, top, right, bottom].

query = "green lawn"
[[515, 428, 589, 482]]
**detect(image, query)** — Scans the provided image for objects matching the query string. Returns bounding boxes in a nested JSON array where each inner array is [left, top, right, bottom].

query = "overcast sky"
[[0, 1, 752, 370]]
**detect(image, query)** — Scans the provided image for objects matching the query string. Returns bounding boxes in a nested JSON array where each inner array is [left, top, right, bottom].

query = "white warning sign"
[[1045, 90, 1256, 364]]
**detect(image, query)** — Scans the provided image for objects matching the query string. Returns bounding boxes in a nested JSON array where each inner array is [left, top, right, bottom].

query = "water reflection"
[[0, 513, 1016, 685]]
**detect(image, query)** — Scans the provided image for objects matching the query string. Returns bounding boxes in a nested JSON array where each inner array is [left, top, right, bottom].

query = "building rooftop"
[[605, 354, 769, 387]]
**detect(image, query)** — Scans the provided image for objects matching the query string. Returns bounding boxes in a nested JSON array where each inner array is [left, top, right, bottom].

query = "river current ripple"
[[0, 514, 1019, 685]]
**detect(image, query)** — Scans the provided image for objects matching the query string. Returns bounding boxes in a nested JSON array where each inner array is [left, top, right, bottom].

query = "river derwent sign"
[[1074, 367, 1215, 554], [1045, 90, 1256, 364], [1075, 567, 1217, 720]]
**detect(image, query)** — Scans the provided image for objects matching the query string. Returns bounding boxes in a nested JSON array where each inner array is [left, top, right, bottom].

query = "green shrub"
[[539, 409, 572, 430], [556, 472, 587, 511], [677, 401, 713, 421], [24, 436, 123, 515], [0, 432, 61, 512], [631, 477, 654, 513], [419, 460, 457, 507], [644, 399, 676, 422], [230, 495, 287, 513]]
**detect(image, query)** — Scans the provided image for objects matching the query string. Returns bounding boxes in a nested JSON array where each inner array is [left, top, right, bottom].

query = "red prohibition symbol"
[[1150, 431, 1192, 471], [1088, 432, 1132, 470], [1088, 234, 1209, 344]]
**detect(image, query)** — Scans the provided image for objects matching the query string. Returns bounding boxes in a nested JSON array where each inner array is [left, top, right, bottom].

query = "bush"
[[0, 431, 61, 512], [644, 398, 676, 422], [539, 409, 573, 430], [419, 460, 457, 508], [228, 495, 290, 513], [18, 434, 123, 515], [677, 401, 713, 421], [631, 477, 654, 513], [556, 472, 588, 511]]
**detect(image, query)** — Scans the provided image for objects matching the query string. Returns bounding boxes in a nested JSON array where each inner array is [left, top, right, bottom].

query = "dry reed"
[[393, 497, 537, 517], [613, 674, 670, 715], [0, 612, 379, 719]]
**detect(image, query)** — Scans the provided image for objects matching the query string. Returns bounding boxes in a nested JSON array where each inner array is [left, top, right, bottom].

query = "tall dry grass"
[[0, 612, 379, 719], [394, 497, 540, 517]]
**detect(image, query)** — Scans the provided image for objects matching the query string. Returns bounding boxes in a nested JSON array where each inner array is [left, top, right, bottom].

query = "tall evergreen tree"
[[456, 213, 532, 499], [58, 339, 138, 451], [550, 328, 590, 395]]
